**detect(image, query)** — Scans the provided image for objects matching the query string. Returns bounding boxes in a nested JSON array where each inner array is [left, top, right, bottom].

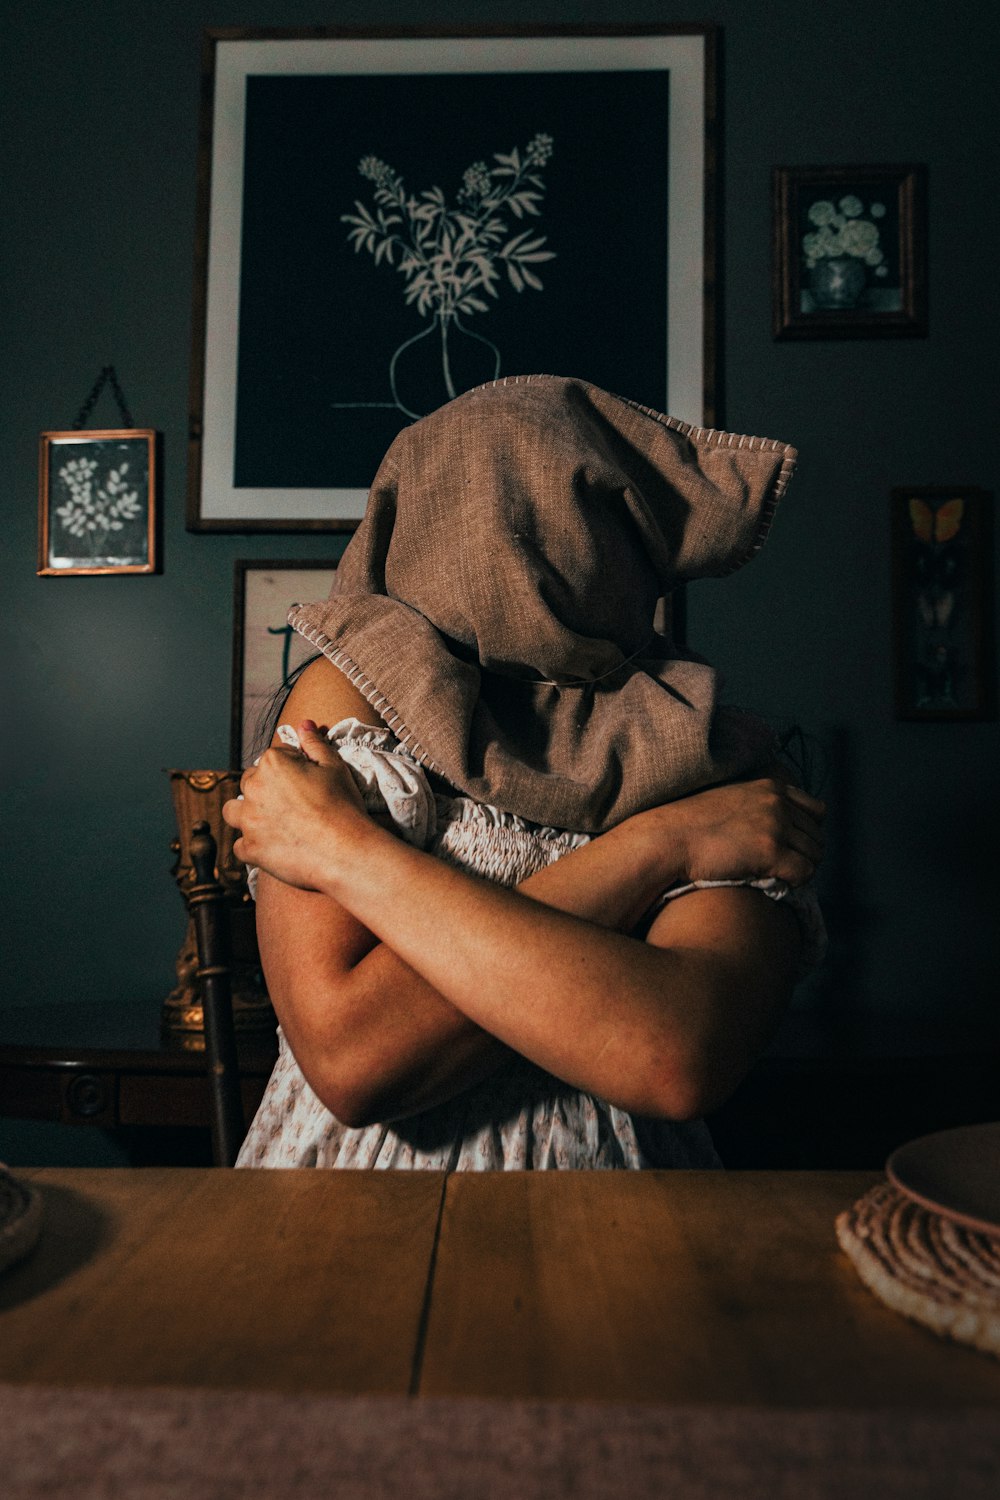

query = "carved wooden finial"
[[190, 821, 218, 886]]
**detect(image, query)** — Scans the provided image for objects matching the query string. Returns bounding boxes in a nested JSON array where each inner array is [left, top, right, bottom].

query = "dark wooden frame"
[[231, 558, 340, 764], [890, 486, 994, 721], [187, 24, 719, 533], [38, 428, 160, 576], [773, 164, 927, 340]]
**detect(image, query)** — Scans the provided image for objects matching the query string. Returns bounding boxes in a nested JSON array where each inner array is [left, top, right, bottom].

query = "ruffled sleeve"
[[245, 717, 436, 900]]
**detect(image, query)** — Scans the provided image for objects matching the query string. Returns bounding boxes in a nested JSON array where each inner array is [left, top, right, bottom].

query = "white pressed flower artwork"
[[43, 436, 151, 570], [55, 459, 141, 537], [806, 199, 837, 227], [838, 218, 879, 255], [803, 196, 886, 267], [799, 185, 898, 311]]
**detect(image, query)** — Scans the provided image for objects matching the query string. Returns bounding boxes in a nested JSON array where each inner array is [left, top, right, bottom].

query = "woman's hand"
[[650, 774, 825, 888], [222, 721, 369, 890]]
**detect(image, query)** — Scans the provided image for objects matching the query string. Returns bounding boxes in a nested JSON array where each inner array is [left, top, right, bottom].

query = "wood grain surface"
[[0, 1169, 443, 1393], [419, 1170, 1000, 1406], [4, 1168, 1000, 1407]]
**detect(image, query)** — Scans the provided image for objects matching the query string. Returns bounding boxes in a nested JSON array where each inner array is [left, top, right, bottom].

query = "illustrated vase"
[[809, 255, 867, 310], [390, 313, 501, 420]]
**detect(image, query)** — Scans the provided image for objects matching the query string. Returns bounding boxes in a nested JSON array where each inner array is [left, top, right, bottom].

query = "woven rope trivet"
[[837, 1181, 1000, 1357], [0, 1166, 43, 1274]]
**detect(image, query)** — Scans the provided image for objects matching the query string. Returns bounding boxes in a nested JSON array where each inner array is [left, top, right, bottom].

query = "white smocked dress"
[[237, 719, 825, 1172]]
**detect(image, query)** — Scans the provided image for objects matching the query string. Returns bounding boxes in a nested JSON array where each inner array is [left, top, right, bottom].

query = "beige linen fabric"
[[290, 375, 797, 833]]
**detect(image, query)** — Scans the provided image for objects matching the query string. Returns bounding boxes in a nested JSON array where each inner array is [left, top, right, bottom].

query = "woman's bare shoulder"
[[275, 655, 388, 742]]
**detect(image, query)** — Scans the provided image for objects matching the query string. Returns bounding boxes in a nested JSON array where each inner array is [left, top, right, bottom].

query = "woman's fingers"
[[776, 851, 816, 886], [776, 782, 825, 861], [784, 826, 823, 867], [221, 795, 244, 829], [782, 806, 824, 870], [788, 807, 824, 849], [753, 781, 825, 883], [793, 830, 824, 865], [783, 783, 827, 821], [297, 720, 340, 766], [776, 790, 826, 882]]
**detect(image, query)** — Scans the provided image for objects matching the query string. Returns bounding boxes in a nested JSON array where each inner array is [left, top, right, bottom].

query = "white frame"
[[231, 559, 340, 765], [189, 27, 715, 532]]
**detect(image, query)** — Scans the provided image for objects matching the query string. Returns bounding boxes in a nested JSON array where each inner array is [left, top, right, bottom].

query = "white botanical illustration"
[[802, 194, 889, 277], [341, 134, 557, 417], [54, 454, 142, 555]]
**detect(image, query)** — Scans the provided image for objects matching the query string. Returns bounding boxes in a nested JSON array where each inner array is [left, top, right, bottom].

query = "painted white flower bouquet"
[[802, 194, 888, 276], [55, 456, 141, 550]]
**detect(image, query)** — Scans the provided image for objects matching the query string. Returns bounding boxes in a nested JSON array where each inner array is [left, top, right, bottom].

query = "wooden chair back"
[[186, 823, 245, 1166]]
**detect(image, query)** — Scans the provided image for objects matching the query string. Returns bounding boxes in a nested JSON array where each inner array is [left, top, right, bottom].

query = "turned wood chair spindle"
[[188, 822, 244, 1166]]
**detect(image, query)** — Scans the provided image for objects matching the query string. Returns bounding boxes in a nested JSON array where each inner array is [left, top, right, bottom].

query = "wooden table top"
[[3, 1168, 1000, 1408]]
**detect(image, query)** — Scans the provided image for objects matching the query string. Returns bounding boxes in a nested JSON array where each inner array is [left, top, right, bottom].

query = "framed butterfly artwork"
[[891, 487, 994, 721]]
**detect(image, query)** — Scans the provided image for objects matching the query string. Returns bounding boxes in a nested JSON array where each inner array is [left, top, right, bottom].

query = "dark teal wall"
[[2, 2, 997, 1085]]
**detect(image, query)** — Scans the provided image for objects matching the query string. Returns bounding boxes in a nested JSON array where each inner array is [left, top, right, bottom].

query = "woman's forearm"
[[517, 807, 683, 930], [233, 740, 820, 1122], [257, 808, 686, 1125], [304, 809, 704, 1118]]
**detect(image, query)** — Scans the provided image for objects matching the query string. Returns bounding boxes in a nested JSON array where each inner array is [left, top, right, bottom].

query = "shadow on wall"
[[773, 720, 878, 1059]]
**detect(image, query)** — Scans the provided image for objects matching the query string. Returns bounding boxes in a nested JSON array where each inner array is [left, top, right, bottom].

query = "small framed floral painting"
[[772, 165, 927, 339], [189, 26, 718, 531], [231, 559, 340, 765], [891, 488, 994, 721], [37, 428, 160, 575]]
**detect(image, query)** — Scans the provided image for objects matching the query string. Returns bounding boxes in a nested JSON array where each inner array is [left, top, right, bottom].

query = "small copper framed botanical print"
[[891, 487, 994, 721], [38, 428, 161, 575], [773, 164, 927, 339]]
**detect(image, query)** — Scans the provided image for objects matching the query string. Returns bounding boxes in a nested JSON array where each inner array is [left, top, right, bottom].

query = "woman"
[[224, 376, 825, 1170]]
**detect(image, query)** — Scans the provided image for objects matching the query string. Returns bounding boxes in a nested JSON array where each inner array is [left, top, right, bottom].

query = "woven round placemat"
[[837, 1181, 1000, 1357], [0, 1166, 43, 1274]]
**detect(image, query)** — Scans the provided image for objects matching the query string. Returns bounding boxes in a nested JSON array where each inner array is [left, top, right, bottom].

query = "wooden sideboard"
[[0, 1002, 277, 1164]]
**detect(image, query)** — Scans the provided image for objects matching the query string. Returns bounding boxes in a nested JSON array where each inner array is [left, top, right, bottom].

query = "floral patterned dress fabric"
[[238, 719, 825, 1172]]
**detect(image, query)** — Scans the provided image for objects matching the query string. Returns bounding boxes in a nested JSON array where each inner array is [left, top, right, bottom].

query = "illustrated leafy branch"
[[342, 134, 557, 321], [55, 456, 141, 554]]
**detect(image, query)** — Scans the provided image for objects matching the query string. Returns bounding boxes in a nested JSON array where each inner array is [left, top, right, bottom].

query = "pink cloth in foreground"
[[2, 1384, 997, 1500]]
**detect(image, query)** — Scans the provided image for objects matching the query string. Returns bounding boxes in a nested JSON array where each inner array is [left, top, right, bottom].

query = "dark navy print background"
[[234, 70, 670, 488]]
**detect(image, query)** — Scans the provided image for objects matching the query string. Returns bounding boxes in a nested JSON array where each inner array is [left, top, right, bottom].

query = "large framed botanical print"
[[187, 26, 718, 532]]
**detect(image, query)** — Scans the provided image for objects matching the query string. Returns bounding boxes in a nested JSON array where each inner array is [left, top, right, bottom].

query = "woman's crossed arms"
[[224, 658, 824, 1130]]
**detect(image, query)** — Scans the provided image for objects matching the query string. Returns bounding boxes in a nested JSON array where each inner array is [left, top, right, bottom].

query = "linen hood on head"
[[289, 375, 797, 833]]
